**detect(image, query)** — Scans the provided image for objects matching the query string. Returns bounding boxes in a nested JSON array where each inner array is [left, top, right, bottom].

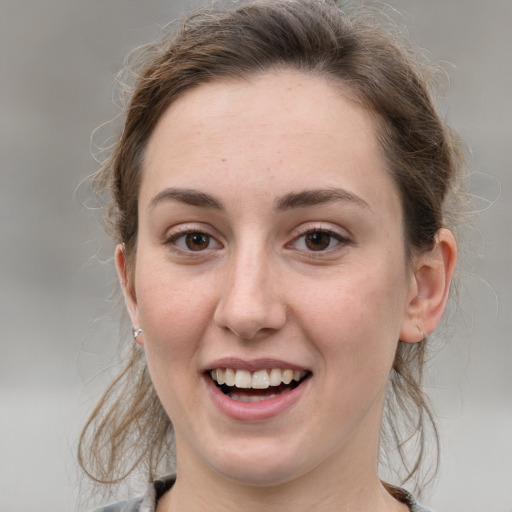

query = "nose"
[[213, 246, 287, 340]]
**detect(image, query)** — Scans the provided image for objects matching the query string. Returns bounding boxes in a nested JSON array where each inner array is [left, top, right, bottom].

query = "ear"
[[400, 228, 457, 343], [115, 244, 143, 346]]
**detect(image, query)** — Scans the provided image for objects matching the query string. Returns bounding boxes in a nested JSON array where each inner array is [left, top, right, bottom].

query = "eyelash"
[[164, 225, 349, 257], [164, 229, 222, 254], [289, 228, 349, 254]]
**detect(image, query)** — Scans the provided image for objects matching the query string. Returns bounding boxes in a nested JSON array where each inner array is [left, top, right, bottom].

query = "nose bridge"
[[214, 238, 286, 339]]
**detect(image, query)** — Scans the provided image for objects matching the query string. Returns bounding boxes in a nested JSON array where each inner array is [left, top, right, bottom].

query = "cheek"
[[133, 269, 217, 420], [295, 265, 407, 373], [134, 265, 216, 363]]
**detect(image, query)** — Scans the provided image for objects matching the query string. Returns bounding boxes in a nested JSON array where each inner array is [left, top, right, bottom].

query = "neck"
[[158, 448, 408, 512]]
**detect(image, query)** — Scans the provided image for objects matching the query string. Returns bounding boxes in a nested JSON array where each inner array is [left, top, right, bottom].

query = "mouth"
[[208, 368, 311, 403]]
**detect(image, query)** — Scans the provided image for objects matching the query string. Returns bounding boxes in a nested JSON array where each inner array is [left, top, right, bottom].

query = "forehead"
[[142, 71, 400, 217]]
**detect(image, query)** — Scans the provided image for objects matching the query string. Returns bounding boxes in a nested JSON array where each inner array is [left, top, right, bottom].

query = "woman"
[[79, 1, 461, 510]]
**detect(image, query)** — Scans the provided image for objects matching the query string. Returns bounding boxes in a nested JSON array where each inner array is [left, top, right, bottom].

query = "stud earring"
[[132, 327, 143, 340]]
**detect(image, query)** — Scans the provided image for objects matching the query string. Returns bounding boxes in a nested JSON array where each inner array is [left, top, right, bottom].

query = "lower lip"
[[204, 375, 310, 422]]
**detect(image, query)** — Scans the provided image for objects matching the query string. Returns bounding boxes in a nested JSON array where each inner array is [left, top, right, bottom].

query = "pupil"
[[305, 232, 330, 251], [186, 233, 209, 251]]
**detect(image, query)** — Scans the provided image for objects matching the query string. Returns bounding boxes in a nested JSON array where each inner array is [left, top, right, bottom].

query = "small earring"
[[417, 325, 426, 341], [132, 327, 143, 340]]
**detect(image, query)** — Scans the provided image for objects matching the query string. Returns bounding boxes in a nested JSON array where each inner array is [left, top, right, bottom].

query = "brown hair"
[[79, 0, 464, 495]]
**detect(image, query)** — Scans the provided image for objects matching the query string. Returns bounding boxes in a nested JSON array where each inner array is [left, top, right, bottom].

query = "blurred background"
[[0, 1, 510, 511]]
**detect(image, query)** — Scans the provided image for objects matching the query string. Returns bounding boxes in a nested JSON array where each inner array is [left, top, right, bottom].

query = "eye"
[[167, 230, 221, 252], [291, 229, 346, 252]]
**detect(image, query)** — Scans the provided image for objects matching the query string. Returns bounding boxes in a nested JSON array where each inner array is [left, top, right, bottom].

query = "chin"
[[216, 461, 301, 487], [202, 440, 311, 487]]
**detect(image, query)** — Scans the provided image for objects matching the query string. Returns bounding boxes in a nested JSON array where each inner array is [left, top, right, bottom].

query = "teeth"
[[235, 369, 252, 388], [210, 368, 307, 389], [282, 369, 293, 384], [230, 393, 279, 402], [225, 368, 235, 386], [252, 370, 270, 389], [216, 368, 226, 385], [269, 368, 282, 386]]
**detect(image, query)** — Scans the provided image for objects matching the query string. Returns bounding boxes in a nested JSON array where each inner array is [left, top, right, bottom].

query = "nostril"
[[212, 279, 287, 339], [213, 314, 287, 341]]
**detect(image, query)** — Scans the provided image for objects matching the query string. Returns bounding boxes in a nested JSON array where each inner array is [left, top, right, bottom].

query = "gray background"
[[1, 1, 510, 511]]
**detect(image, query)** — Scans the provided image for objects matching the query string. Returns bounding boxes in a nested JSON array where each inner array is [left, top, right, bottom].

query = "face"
[[119, 71, 422, 486]]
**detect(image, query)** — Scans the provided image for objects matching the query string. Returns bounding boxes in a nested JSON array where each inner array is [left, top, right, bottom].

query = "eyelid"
[[163, 224, 223, 254], [287, 223, 351, 253], [293, 222, 351, 241]]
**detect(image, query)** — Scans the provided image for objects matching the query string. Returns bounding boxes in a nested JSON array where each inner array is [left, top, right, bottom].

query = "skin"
[[116, 71, 457, 512]]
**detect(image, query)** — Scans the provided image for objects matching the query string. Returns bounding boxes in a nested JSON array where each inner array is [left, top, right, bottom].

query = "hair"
[[79, 0, 464, 497]]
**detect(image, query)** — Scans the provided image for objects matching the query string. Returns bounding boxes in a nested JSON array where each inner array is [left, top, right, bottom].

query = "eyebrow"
[[275, 188, 370, 211], [147, 186, 370, 212], [148, 187, 224, 212]]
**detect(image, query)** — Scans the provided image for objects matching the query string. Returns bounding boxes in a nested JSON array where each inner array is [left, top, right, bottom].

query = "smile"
[[209, 368, 310, 402]]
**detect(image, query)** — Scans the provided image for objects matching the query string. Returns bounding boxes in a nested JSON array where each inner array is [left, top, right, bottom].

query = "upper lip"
[[204, 357, 310, 373]]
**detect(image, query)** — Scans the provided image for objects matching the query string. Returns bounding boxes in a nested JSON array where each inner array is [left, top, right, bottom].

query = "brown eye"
[[185, 232, 211, 251], [304, 232, 332, 251], [167, 230, 221, 253], [289, 229, 346, 253]]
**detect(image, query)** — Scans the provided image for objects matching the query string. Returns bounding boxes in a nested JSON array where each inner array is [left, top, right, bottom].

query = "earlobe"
[[115, 244, 142, 344], [400, 228, 457, 343]]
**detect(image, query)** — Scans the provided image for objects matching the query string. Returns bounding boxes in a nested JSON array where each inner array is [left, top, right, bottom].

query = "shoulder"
[[401, 491, 435, 512], [91, 497, 143, 512], [386, 484, 434, 512], [410, 503, 434, 512], [90, 475, 175, 512]]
